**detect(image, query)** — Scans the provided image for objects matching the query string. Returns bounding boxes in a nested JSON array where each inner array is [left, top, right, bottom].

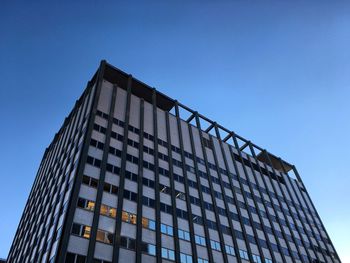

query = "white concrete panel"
[[161, 212, 173, 225], [141, 254, 156, 263], [169, 114, 179, 147], [113, 87, 127, 121], [67, 235, 89, 255], [213, 250, 224, 263], [143, 101, 154, 135], [98, 215, 115, 233], [73, 208, 93, 226], [191, 126, 204, 159], [142, 228, 156, 243], [83, 165, 101, 180], [142, 206, 155, 220], [129, 94, 141, 128], [120, 222, 136, 238], [179, 240, 191, 254], [157, 108, 167, 141], [79, 185, 97, 201], [105, 172, 119, 186], [119, 248, 135, 262], [94, 242, 113, 262], [162, 235, 174, 249], [180, 121, 192, 153], [98, 81, 113, 113], [101, 192, 117, 208]]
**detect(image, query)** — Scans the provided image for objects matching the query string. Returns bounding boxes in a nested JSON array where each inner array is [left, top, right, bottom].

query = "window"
[[142, 196, 155, 208], [142, 177, 155, 188], [160, 203, 172, 214], [100, 204, 116, 218], [210, 240, 221, 251], [93, 259, 112, 263], [142, 217, 156, 230], [178, 229, 190, 241], [197, 258, 209, 263], [96, 229, 114, 244], [125, 170, 137, 182], [124, 189, 137, 202], [141, 242, 156, 256], [161, 247, 175, 261], [90, 138, 104, 150], [86, 156, 101, 168], [93, 123, 107, 134], [161, 223, 173, 236], [160, 184, 171, 195], [66, 253, 87, 263], [82, 175, 98, 188], [195, 235, 206, 246], [252, 254, 262, 263], [225, 245, 235, 256], [239, 249, 249, 260], [122, 211, 137, 225], [120, 236, 136, 250], [103, 182, 118, 195], [148, 244, 156, 256], [264, 259, 273, 263], [175, 190, 186, 201], [77, 198, 95, 211], [180, 253, 193, 263], [71, 223, 91, 239], [203, 137, 213, 149]]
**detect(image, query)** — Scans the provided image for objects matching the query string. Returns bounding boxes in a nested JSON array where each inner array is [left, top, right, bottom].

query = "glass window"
[[72, 223, 80, 235], [168, 249, 175, 260], [77, 198, 85, 208], [161, 224, 167, 234], [122, 211, 129, 222], [148, 220, 155, 229], [167, 225, 173, 236], [109, 207, 116, 218], [130, 214, 137, 224], [82, 226, 91, 239], [65, 253, 75, 263], [148, 244, 156, 256], [100, 205, 108, 216], [87, 201, 95, 211], [76, 255, 86, 263]]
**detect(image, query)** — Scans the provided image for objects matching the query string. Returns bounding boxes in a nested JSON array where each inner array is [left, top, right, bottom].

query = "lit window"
[[83, 226, 91, 239], [122, 211, 129, 222]]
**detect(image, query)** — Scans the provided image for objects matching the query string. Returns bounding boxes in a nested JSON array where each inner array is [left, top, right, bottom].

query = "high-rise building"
[[7, 61, 340, 263]]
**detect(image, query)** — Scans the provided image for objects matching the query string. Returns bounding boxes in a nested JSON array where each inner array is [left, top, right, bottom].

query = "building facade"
[[7, 61, 340, 263]]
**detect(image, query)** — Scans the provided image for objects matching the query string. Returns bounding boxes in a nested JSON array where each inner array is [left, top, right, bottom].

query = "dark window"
[[65, 252, 75, 263], [72, 223, 81, 235], [76, 255, 86, 263]]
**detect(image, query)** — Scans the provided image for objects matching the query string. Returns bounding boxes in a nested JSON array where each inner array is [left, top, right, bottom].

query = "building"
[[7, 61, 340, 263]]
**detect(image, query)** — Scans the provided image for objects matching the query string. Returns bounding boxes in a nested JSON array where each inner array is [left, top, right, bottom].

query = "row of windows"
[[87, 135, 325, 257], [93, 122, 320, 236], [93, 125, 316, 232], [112, 113, 320, 222], [84, 155, 302, 259], [96, 111, 290, 189]]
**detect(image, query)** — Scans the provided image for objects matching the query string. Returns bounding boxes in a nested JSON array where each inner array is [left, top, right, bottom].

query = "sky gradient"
[[0, 1, 349, 261]]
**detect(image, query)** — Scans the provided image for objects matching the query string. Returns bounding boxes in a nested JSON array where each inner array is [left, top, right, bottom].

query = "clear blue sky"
[[0, 1, 349, 261]]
